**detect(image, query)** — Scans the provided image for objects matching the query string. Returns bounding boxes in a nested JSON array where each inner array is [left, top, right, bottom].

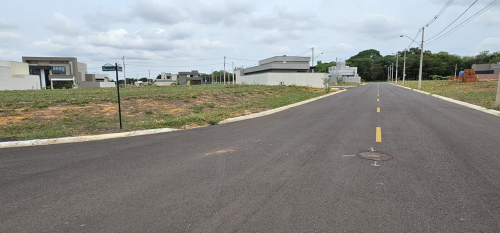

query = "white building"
[[155, 72, 179, 86], [0, 61, 41, 91], [328, 61, 361, 83], [236, 56, 328, 88]]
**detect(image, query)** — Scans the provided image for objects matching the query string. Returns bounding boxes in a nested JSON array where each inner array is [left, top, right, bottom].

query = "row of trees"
[[155, 70, 236, 83], [316, 49, 500, 82]]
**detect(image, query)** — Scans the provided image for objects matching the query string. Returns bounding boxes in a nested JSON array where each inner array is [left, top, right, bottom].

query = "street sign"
[[102, 63, 122, 72]]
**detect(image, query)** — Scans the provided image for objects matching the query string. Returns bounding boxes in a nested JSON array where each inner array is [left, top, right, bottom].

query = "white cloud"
[[0, 22, 17, 29], [46, 13, 82, 35], [271, 45, 291, 55], [0, 31, 24, 46], [478, 37, 500, 51], [83, 9, 132, 31], [131, 0, 183, 25]]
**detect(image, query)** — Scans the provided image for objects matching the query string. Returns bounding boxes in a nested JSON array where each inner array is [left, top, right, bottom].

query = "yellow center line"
[[377, 107, 380, 113], [376, 127, 382, 142], [377, 99, 380, 102], [377, 94, 379, 97]]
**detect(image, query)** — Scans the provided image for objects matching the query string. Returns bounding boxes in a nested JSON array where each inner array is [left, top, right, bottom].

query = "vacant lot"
[[398, 80, 499, 110], [0, 85, 328, 141]]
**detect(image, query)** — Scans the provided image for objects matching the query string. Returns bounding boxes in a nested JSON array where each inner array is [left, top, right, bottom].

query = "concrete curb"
[[391, 83, 500, 117], [0, 89, 347, 149], [0, 128, 178, 149], [220, 89, 346, 125]]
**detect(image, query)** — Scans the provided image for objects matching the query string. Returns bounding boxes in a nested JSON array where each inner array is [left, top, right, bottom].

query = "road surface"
[[1, 83, 500, 232]]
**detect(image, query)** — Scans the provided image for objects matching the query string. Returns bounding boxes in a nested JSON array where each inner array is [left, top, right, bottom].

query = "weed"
[[145, 110, 153, 115]]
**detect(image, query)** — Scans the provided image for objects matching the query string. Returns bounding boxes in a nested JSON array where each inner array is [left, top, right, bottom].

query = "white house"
[[329, 61, 361, 83], [236, 56, 328, 88], [0, 61, 41, 91]]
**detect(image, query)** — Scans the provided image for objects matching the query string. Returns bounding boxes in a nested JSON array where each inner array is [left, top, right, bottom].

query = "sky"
[[0, 0, 499, 79]]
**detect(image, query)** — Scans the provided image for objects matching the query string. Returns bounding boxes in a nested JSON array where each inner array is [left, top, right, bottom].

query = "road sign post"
[[103, 63, 123, 129]]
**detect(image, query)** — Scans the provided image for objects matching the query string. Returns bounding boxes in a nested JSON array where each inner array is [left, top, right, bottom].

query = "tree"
[[156, 74, 161, 79], [315, 61, 336, 73], [139, 77, 148, 82]]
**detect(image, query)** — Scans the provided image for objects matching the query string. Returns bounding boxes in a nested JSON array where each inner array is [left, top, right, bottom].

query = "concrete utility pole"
[[311, 47, 315, 73], [418, 27, 425, 89], [223, 56, 226, 85], [387, 66, 390, 82], [454, 64, 458, 81], [395, 54, 399, 84], [211, 68, 213, 84], [122, 56, 126, 87], [148, 69, 150, 82], [403, 49, 407, 86], [232, 62, 235, 85]]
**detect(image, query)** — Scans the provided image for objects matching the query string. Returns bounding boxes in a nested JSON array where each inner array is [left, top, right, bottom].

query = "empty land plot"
[[0, 85, 328, 141], [399, 80, 499, 110]]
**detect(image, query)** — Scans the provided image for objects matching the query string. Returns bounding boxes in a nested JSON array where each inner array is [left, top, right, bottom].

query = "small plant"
[[145, 110, 153, 115], [205, 103, 215, 108]]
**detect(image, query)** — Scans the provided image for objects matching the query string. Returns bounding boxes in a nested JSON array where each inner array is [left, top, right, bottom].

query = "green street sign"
[[102, 63, 122, 72]]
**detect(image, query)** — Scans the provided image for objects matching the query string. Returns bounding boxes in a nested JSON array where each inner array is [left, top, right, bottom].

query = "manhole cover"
[[359, 151, 391, 161]]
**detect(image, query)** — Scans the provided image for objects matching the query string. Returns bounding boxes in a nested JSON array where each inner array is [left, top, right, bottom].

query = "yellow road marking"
[[377, 99, 380, 102], [377, 94, 379, 97], [377, 107, 380, 113], [376, 127, 382, 142]]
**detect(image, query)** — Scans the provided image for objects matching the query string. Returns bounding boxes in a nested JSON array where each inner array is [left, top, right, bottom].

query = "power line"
[[425, 0, 454, 27], [225, 57, 259, 61], [295, 48, 311, 56], [125, 63, 225, 67], [407, 29, 422, 48], [426, 0, 500, 46], [426, 0, 478, 41]]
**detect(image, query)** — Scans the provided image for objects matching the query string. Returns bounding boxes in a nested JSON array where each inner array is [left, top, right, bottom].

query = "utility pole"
[[387, 66, 390, 82], [122, 56, 126, 87], [211, 68, 213, 84], [454, 64, 457, 81], [418, 27, 425, 89], [335, 57, 338, 83], [232, 62, 235, 85], [311, 47, 315, 73], [223, 56, 226, 85], [148, 69, 150, 83], [403, 49, 407, 86], [395, 54, 399, 84]]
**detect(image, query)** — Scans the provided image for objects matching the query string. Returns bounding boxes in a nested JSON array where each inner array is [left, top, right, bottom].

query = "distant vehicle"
[[135, 81, 145, 86]]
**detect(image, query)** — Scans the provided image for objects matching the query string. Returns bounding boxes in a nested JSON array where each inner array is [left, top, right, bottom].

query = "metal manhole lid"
[[359, 151, 391, 161]]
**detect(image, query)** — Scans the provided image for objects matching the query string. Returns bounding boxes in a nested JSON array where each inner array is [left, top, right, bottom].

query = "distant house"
[[178, 70, 202, 85], [328, 61, 361, 83], [22, 56, 115, 89], [155, 72, 179, 86], [235, 56, 327, 88], [0, 61, 41, 91], [472, 62, 500, 81]]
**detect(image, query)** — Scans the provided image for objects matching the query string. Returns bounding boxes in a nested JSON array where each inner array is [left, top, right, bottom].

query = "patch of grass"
[[398, 80, 499, 109], [0, 84, 329, 140]]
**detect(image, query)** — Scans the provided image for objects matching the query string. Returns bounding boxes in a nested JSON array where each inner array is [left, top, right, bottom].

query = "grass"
[[397, 80, 499, 110], [0, 84, 327, 141]]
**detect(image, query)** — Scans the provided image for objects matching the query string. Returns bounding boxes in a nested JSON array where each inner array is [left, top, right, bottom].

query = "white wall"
[[0, 62, 41, 91], [236, 72, 326, 88]]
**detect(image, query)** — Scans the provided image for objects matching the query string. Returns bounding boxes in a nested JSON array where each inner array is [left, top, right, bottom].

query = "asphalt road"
[[1, 83, 500, 232]]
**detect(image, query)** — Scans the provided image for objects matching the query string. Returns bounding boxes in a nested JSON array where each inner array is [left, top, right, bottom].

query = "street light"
[[400, 27, 424, 89], [312, 53, 323, 73]]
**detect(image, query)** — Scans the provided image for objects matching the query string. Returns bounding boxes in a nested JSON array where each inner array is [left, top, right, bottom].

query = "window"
[[52, 66, 66, 75], [167, 76, 171, 80]]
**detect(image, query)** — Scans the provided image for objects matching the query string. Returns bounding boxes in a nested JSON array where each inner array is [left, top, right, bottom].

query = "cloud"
[[46, 13, 81, 35], [270, 45, 291, 55], [0, 31, 24, 46], [183, 0, 254, 25], [83, 9, 132, 31], [331, 14, 408, 40], [247, 7, 319, 32], [131, 0, 183, 25], [478, 37, 500, 51], [0, 22, 18, 29]]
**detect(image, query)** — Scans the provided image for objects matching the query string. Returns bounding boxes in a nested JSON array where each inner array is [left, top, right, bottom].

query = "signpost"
[[102, 63, 123, 129]]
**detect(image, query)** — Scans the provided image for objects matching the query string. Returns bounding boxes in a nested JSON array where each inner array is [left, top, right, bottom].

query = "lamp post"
[[313, 53, 324, 73], [403, 49, 407, 86], [400, 31, 424, 89]]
